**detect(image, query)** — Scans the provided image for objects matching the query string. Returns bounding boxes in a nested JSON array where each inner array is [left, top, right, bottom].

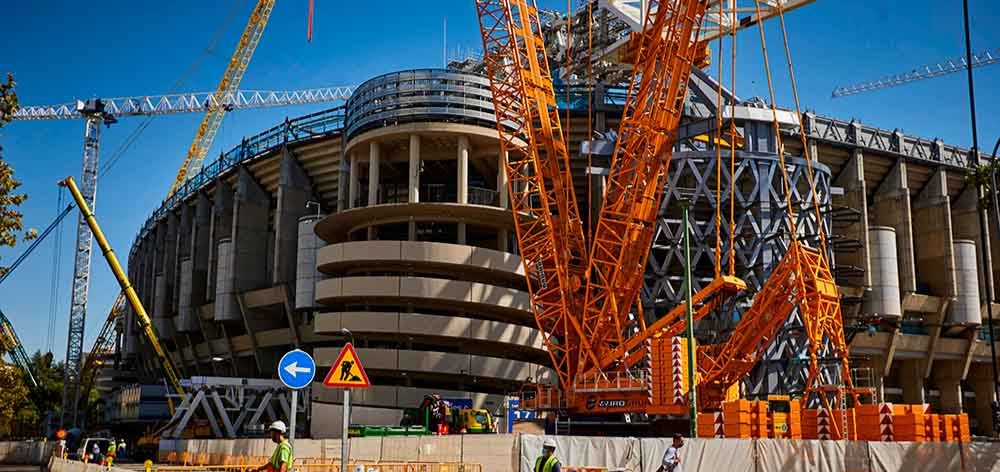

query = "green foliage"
[[967, 161, 1000, 210], [0, 362, 30, 437], [0, 72, 35, 272]]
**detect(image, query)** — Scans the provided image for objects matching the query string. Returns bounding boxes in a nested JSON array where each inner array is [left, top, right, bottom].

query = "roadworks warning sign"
[[322, 342, 371, 388]]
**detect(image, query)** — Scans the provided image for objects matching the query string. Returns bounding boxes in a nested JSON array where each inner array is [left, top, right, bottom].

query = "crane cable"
[[772, 0, 830, 259], [713, 18, 724, 279], [98, 0, 249, 179], [728, 1, 738, 276], [749, 0, 827, 255], [0, 199, 75, 288], [46, 187, 67, 353]]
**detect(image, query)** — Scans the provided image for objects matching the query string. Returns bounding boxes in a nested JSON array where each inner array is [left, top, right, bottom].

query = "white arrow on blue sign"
[[278, 349, 316, 390]]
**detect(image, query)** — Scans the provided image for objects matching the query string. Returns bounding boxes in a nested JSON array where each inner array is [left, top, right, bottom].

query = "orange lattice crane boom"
[[475, 0, 594, 389], [579, 0, 715, 370]]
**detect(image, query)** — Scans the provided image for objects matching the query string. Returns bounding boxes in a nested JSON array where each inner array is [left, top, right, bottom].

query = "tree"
[[0, 362, 30, 437], [0, 72, 36, 277]]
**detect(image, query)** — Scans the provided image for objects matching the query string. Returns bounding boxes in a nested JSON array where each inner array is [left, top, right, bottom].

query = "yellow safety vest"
[[268, 440, 293, 472], [535, 455, 559, 472]]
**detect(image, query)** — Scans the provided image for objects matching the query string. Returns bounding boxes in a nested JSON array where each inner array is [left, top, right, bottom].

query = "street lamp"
[[340, 328, 354, 345]]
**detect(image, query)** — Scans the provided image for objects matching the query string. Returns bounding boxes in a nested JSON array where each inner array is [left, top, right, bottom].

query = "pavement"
[[0, 465, 43, 472]]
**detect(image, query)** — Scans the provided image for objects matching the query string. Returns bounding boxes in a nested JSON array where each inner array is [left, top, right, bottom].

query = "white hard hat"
[[543, 438, 557, 449], [268, 421, 288, 433]]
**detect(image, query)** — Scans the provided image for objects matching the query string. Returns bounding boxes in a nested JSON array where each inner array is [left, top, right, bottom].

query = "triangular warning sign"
[[322, 343, 371, 388]]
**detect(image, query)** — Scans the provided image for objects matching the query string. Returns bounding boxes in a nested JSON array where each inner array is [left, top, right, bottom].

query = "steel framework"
[[832, 47, 999, 98], [12, 88, 355, 121]]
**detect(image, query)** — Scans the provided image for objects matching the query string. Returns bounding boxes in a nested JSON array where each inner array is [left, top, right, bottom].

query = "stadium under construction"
[[4, 0, 999, 450], [98, 57, 1000, 437]]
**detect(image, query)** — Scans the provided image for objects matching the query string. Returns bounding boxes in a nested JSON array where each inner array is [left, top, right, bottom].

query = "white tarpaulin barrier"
[[962, 441, 1000, 471], [755, 439, 871, 472], [639, 438, 754, 472], [866, 442, 961, 472], [520, 435, 640, 472]]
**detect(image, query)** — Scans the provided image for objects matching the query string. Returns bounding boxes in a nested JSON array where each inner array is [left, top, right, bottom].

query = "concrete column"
[[497, 152, 509, 209], [953, 186, 995, 312], [208, 181, 234, 299], [871, 161, 917, 293], [968, 365, 997, 435], [409, 135, 421, 240], [216, 168, 271, 322], [458, 136, 470, 204], [348, 153, 359, 209], [368, 141, 381, 206], [409, 135, 421, 203], [834, 149, 871, 287], [273, 149, 313, 285], [913, 170, 957, 302], [932, 360, 965, 413], [232, 168, 271, 293], [458, 136, 469, 244], [900, 359, 926, 405]]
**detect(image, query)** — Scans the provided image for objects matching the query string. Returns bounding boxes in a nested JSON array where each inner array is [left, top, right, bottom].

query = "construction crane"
[[831, 47, 999, 98], [476, 0, 856, 425], [0, 309, 41, 399], [76, 293, 126, 423], [12, 1, 349, 425], [14, 85, 352, 429], [167, 0, 276, 196], [59, 177, 185, 404]]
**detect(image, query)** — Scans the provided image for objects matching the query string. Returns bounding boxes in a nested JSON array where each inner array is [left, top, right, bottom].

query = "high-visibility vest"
[[535, 455, 559, 472]]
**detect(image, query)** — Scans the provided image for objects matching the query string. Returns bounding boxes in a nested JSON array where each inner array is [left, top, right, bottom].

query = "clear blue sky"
[[0, 0, 997, 357]]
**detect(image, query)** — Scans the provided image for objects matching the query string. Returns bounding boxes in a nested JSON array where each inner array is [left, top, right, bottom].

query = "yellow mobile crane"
[[59, 176, 185, 403]]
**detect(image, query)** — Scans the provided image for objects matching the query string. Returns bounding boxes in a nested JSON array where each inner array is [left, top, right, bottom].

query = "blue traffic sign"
[[278, 349, 316, 390]]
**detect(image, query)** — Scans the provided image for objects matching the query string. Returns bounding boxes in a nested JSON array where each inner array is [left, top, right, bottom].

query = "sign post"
[[322, 343, 371, 472], [278, 349, 317, 452]]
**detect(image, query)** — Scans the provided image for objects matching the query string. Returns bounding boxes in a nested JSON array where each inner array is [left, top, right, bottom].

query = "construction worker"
[[253, 421, 293, 472], [117, 439, 127, 460], [534, 438, 560, 472], [658, 433, 684, 472], [105, 439, 117, 467]]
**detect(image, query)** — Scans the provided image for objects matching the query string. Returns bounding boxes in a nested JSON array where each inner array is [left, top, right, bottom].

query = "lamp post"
[[961, 0, 999, 436], [340, 328, 354, 470]]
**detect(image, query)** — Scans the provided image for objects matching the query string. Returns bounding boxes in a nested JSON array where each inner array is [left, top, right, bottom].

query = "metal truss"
[[12, 87, 355, 121], [801, 112, 974, 169], [164, 377, 303, 439], [644, 150, 838, 401], [832, 48, 999, 98]]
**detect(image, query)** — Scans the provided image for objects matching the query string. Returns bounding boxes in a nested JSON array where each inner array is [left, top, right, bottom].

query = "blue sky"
[[0, 0, 997, 357]]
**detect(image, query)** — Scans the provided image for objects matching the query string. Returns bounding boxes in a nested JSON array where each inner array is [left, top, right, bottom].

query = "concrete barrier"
[[48, 458, 134, 472], [0, 440, 56, 465]]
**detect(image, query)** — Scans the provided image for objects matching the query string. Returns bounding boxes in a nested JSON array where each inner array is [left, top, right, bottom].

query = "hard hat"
[[268, 421, 288, 433], [543, 438, 557, 449]]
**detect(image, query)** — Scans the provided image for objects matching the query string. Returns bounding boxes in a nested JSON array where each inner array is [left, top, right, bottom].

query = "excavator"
[[473, 0, 859, 434]]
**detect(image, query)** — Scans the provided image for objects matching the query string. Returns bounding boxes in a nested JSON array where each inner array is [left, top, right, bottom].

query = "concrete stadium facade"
[[122, 68, 1000, 436]]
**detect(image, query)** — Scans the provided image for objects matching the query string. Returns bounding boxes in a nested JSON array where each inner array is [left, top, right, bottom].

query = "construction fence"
[[162, 434, 1000, 472], [0, 440, 56, 465]]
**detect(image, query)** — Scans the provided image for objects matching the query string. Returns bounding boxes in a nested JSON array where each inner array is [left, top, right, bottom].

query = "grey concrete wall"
[[274, 149, 314, 286]]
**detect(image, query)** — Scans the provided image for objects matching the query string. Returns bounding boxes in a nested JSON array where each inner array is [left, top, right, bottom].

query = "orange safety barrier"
[[150, 460, 483, 472]]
